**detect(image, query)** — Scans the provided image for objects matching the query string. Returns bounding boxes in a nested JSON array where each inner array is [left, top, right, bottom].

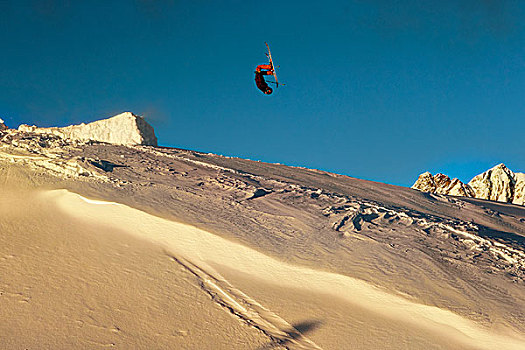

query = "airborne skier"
[[254, 42, 284, 95], [254, 64, 274, 95]]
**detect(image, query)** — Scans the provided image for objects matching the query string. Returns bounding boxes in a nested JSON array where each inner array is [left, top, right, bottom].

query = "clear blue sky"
[[1, 1, 524, 186]]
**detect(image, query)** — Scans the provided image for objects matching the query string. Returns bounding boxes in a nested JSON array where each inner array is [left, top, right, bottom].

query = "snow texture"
[[2, 112, 525, 349], [18, 112, 157, 146]]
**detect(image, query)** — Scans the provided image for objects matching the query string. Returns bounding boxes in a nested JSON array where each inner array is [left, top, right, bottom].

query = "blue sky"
[[1, 1, 524, 186]]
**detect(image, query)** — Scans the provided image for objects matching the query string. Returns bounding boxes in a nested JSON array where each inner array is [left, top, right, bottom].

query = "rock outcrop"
[[467, 164, 515, 203], [0, 118, 7, 131], [18, 112, 157, 146], [412, 172, 474, 197], [412, 163, 525, 206], [513, 173, 525, 205]]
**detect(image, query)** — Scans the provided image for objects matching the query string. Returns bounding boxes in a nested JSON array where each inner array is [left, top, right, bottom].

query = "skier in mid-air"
[[254, 64, 273, 95], [254, 43, 284, 95]]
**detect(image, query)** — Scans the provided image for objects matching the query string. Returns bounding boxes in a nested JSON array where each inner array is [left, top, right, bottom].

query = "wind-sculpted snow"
[[323, 199, 524, 280], [18, 112, 157, 146], [0, 129, 125, 183], [2, 124, 525, 349], [132, 146, 525, 286], [38, 188, 525, 349], [3, 132, 522, 284]]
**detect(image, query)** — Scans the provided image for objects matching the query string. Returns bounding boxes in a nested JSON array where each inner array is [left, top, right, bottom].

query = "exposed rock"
[[513, 173, 525, 206], [18, 112, 157, 146], [413, 163, 525, 206], [433, 173, 453, 193], [0, 118, 7, 131], [467, 164, 515, 202], [447, 178, 475, 197], [412, 172, 473, 197], [411, 172, 436, 192]]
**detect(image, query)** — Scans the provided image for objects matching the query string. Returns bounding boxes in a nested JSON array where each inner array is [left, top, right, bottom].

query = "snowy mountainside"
[[1, 116, 525, 349], [2, 125, 524, 285]]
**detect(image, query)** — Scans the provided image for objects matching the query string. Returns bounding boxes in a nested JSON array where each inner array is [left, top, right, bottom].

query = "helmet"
[[265, 87, 273, 95]]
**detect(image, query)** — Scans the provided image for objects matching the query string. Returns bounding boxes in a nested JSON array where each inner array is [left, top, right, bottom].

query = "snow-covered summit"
[[412, 163, 525, 205], [18, 112, 157, 146]]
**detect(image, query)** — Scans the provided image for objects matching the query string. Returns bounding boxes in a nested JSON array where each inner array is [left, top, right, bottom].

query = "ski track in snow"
[[45, 189, 525, 350]]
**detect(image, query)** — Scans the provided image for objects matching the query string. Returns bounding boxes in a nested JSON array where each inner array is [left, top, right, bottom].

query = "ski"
[[265, 42, 282, 88]]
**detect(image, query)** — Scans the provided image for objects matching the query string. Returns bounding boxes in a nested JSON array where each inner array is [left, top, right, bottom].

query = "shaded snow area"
[[1, 124, 524, 349]]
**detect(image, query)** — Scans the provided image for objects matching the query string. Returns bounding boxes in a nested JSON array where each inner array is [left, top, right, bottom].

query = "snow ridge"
[[18, 112, 157, 146]]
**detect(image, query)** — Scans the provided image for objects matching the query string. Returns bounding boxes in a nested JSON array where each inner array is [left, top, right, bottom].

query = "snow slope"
[[1, 126, 524, 349]]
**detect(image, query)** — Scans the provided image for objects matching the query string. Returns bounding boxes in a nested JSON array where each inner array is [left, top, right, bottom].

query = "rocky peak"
[[467, 163, 515, 203], [412, 172, 473, 197], [447, 178, 475, 197], [432, 173, 452, 191], [412, 163, 525, 206], [18, 112, 157, 146], [411, 172, 435, 192], [0, 118, 7, 131]]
